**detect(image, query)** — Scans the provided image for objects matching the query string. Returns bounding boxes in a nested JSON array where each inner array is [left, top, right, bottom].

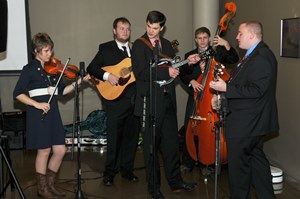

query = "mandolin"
[[154, 48, 214, 86]]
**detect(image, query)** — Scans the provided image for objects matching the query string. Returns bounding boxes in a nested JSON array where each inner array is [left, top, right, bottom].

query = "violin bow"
[[41, 58, 71, 120]]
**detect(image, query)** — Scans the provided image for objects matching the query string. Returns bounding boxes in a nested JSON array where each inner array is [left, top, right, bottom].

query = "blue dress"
[[13, 59, 66, 149]]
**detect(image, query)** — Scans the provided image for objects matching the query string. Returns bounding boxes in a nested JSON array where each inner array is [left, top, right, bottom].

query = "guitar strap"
[[138, 37, 171, 59]]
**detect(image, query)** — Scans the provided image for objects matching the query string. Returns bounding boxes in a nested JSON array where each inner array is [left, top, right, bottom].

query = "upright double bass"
[[185, 2, 237, 166]]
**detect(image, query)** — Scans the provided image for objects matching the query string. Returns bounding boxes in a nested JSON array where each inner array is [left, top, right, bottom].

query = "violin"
[[44, 57, 79, 79]]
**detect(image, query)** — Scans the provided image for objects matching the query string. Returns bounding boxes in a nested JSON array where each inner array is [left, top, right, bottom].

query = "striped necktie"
[[237, 55, 247, 67], [229, 55, 248, 82]]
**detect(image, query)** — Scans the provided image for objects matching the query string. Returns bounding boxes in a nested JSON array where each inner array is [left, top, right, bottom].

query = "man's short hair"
[[146, 10, 166, 27], [113, 17, 131, 29], [244, 20, 263, 40], [194, 27, 211, 38]]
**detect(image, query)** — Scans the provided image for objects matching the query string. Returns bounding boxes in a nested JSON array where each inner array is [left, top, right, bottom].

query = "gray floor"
[[1, 144, 300, 199]]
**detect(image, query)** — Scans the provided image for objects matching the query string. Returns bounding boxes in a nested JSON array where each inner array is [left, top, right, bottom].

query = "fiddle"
[[44, 57, 79, 79]]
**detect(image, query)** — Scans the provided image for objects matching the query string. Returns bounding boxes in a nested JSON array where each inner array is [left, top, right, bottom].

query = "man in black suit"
[[210, 20, 279, 199], [131, 10, 199, 199], [179, 27, 239, 172], [87, 17, 139, 186]]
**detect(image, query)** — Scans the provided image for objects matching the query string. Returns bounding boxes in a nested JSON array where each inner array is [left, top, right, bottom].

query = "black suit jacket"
[[225, 41, 279, 138], [131, 33, 176, 117], [87, 40, 135, 105]]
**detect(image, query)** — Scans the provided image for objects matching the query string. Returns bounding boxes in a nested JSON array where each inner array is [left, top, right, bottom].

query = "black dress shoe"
[[122, 172, 138, 182], [150, 190, 165, 199], [171, 182, 196, 192], [103, 175, 114, 186]]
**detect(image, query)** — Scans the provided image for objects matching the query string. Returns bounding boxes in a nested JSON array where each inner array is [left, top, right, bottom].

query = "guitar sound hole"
[[118, 74, 131, 86]]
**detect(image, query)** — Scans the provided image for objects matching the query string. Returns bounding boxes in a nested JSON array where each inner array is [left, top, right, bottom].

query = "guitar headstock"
[[171, 40, 179, 50]]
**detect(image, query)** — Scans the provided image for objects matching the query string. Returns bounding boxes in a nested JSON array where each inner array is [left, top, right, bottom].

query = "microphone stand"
[[0, 136, 25, 199], [73, 70, 85, 199], [214, 92, 228, 199], [149, 40, 159, 196]]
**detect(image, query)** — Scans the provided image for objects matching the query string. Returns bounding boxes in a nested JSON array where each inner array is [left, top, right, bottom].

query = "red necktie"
[[229, 55, 247, 82], [237, 55, 247, 67]]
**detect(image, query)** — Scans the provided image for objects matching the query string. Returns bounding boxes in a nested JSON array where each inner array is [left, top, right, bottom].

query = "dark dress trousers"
[[225, 41, 279, 199], [87, 40, 139, 177]]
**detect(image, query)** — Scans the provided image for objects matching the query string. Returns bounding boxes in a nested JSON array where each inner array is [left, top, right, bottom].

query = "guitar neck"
[[173, 59, 189, 69]]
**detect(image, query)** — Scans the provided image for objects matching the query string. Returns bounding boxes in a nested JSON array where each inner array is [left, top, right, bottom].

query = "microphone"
[[79, 61, 85, 78]]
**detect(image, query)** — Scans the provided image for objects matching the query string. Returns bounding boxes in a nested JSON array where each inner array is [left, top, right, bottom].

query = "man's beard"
[[116, 37, 130, 43]]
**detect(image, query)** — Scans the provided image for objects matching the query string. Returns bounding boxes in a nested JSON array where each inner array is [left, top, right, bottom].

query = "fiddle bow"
[[41, 58, 71, 120]]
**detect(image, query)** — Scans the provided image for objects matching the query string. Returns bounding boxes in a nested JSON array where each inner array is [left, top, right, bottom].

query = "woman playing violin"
[[13, 32, 89, 198]]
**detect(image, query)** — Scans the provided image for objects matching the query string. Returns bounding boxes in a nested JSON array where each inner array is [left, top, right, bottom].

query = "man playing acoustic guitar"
[[87, 17, 139, 186]]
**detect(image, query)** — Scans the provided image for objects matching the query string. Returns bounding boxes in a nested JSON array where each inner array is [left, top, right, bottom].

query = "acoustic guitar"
[[93, 40, 179, 100], [93, 57, 134, 100]]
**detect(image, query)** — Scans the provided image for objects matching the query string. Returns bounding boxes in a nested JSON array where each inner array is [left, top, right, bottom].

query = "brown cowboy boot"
[[47, 169, 66, 196], [36, 173, 58, 198]]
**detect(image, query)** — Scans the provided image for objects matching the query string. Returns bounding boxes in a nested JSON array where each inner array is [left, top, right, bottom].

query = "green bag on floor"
[[64, 109, 107, 139]]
